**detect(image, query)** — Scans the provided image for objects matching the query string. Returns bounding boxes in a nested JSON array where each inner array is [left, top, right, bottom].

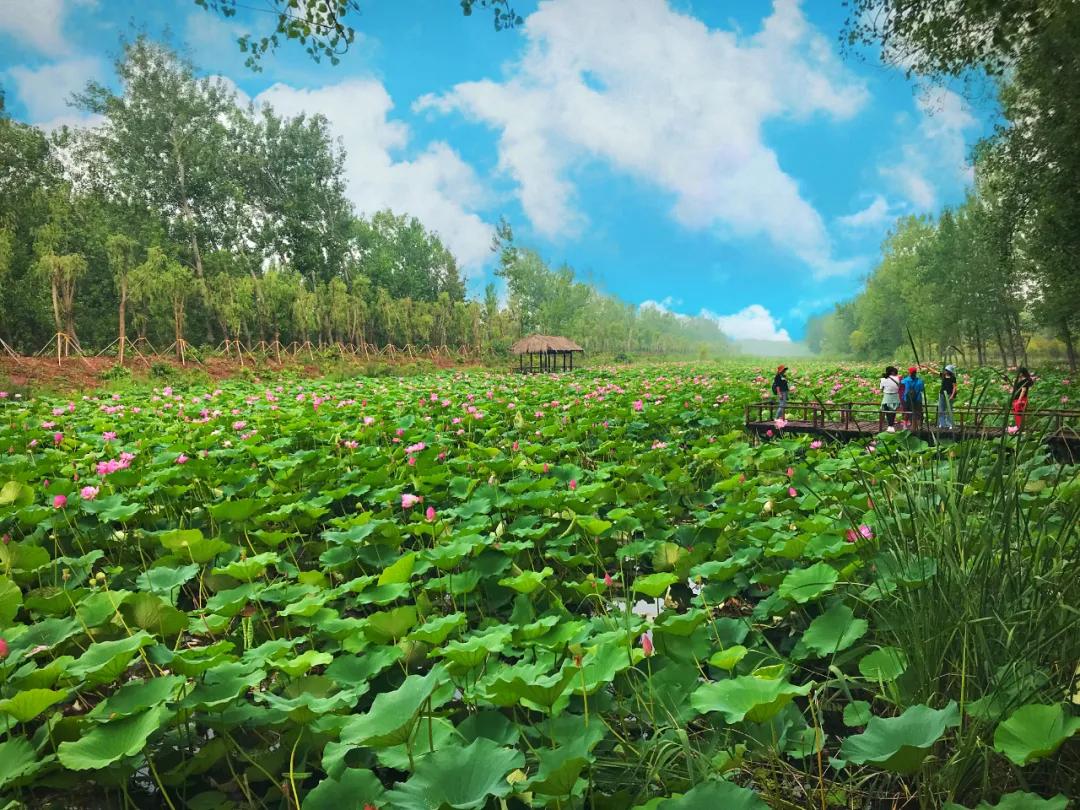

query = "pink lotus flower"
[[568, 479, 577, 491], [603, 572, 614, 587], [102, 431, 117, 441], [810, 440, 823, 449], [788, 486, 798, 498], [401, 493, 421, 509], [786, 467, 794, 477], [53, 432, 63, 445], [0, 637, 8, 660], [175, 454, 189, 465], [52, 494, 67, 509], [425, 506, 436, 522], [405, 442, 426, 454], [80, 486, 99, 501], [1007, 425, 1019, 435], [641, 631, 654, 657], [633, 400, 643, 411]]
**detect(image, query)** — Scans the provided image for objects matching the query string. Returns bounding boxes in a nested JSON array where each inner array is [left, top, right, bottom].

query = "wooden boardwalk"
[[745, 401, 1080, 461]]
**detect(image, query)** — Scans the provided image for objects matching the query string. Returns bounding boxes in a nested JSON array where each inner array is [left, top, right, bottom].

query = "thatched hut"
[[510, 334, 584, 372]]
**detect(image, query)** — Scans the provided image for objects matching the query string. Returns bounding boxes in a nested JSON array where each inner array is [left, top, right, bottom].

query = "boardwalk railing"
[[745, 400, 1080, 440]]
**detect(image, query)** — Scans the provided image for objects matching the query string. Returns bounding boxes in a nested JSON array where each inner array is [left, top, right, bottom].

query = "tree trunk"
[[50, 279, 63, 347], [118, 280, 127, 365], [994, 326, 1008, 369], [171, 134, 212, 345], [1063, 321, 1078, 373]]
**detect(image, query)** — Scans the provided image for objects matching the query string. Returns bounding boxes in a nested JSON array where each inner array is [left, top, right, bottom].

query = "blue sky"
[[0, 0, 996, 341]]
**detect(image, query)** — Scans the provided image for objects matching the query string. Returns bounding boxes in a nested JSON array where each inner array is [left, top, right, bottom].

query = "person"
[[880, 366, 901, 431], [771, 365, 789, 420], [901, 366, 925, 430], [937, 364, 958, 429], [1011, 367, 1033, 428]]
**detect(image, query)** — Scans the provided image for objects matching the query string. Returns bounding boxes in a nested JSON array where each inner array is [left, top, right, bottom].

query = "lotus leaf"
[[838, 702, 960, 774], [992, 703, 1080, 766]]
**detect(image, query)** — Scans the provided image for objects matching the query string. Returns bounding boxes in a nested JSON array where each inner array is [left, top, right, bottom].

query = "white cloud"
[[701, 304, 792, 342], [640, 296, 686, 318], [880, 86, 978, 210], [419, 0, 867, 277], [837, 194, 894, 229], [254, 79, 493, 271], [6, 57, 103, 130], [0, 0, 85, 55]]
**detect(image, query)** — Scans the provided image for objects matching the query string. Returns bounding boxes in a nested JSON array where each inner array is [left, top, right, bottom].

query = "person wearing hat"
[[901, 366, 925, 430], [937, 364, 958, 429], [771, 365, 790, 420]]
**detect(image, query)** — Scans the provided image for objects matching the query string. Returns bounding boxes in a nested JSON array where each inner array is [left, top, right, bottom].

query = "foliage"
[[0, 361, 1077, 808]]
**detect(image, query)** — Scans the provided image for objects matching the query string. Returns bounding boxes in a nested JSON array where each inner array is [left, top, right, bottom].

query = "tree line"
[[0, 38, 730, 362], [808, 1, 1080, 370]]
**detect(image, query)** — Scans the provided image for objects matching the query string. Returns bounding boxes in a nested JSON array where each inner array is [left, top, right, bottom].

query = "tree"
[[74, 39, 244, 342], [129, 248, 195, 359], [192, 1, 522, 70], [105, 234, 140, 364], [35, 253, 87, 352]]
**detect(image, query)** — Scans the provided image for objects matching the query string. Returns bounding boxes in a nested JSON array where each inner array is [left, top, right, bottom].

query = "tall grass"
[[859, 430, 1080, 804]]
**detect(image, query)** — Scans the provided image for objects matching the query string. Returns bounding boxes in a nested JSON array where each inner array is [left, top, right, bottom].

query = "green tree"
[[105, 234, 141, 364]]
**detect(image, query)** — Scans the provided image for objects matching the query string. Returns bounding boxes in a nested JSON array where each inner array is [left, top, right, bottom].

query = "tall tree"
[[105, 234, 140, 363]]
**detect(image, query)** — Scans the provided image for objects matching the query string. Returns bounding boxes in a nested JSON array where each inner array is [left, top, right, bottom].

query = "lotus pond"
[[0, 363, 1078, 809]]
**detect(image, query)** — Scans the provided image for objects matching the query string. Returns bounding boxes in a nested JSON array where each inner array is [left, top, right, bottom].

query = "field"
[[0, 361, 1078, 809]]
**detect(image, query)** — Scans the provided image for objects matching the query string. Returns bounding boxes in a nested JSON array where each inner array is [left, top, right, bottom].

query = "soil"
[[0, 350, 481, 394]]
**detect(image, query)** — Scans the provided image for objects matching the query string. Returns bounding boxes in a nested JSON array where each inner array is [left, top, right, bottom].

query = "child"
[[880, 366, 901, 431]]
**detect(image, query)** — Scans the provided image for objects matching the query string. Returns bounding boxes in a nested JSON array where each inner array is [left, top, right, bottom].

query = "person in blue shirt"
[[902, 366, 926, 430]]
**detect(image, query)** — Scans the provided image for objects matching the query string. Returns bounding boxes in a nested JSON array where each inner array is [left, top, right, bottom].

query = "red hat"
[[908, 366, 917, 374], [777, 365, 787, 372]]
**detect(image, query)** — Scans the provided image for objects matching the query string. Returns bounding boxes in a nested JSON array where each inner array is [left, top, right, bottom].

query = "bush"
[[99, 364, 132, 382], [149, 361, 172, 379]]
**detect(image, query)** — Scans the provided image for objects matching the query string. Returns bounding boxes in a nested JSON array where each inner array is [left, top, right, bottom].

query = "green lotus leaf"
[[340, 666, 447, 747], [777, 563, 838, 604], [75, 588, 132, 627], [181, 664, 265, 710], [796, 602, 867, 658], [498, 566, 553, 594], [274, 650, 335, 678], [843, 700, 872, 727], [0, 480, 34, 508], [578, 517, 612, 537], [456, 711, 520, 747], [838, 702, 960, 774], [992, 703, 1080, 766], [58, 704, 172, 770], [943, 792, 1068, 810], [0, 737, 44, 789], [435, 627, 511, 669], [480, 661, 578, 711], [375, 717, 462, 770], [303, 769, 385, 810], [325, 646, 404, 687], [633, 572, 679, 598], [378, 551, 416, 585], [63, 631, 155, 688], [213, 552, 280, 581], [528, 737, 593, 798], [364, 605, 418, 643], [691, 673, 812, 724], [88, 676, 186, 720], [122, 592, 189, 637], [382, 738, 525, 810], [208, 498, 261, 522], [259, 685, 359, 724], [156, 529, 231, 564], [0, 688, 69, 722], [708, 645, 748, 671], [134, 564, 200, 604], [82, 493, 142, 522], [0, 575, 22, 626], [408, 612, 467, 645], [859, 647, 908, 681], [657, 779, 769, 809]]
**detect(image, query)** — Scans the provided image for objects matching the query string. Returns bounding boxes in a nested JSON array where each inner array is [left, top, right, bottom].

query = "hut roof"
[[509, 334, 584, 354]]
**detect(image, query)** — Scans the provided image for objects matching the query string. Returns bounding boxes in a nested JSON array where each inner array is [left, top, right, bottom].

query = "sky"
[[0, 0, 997, 342]]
